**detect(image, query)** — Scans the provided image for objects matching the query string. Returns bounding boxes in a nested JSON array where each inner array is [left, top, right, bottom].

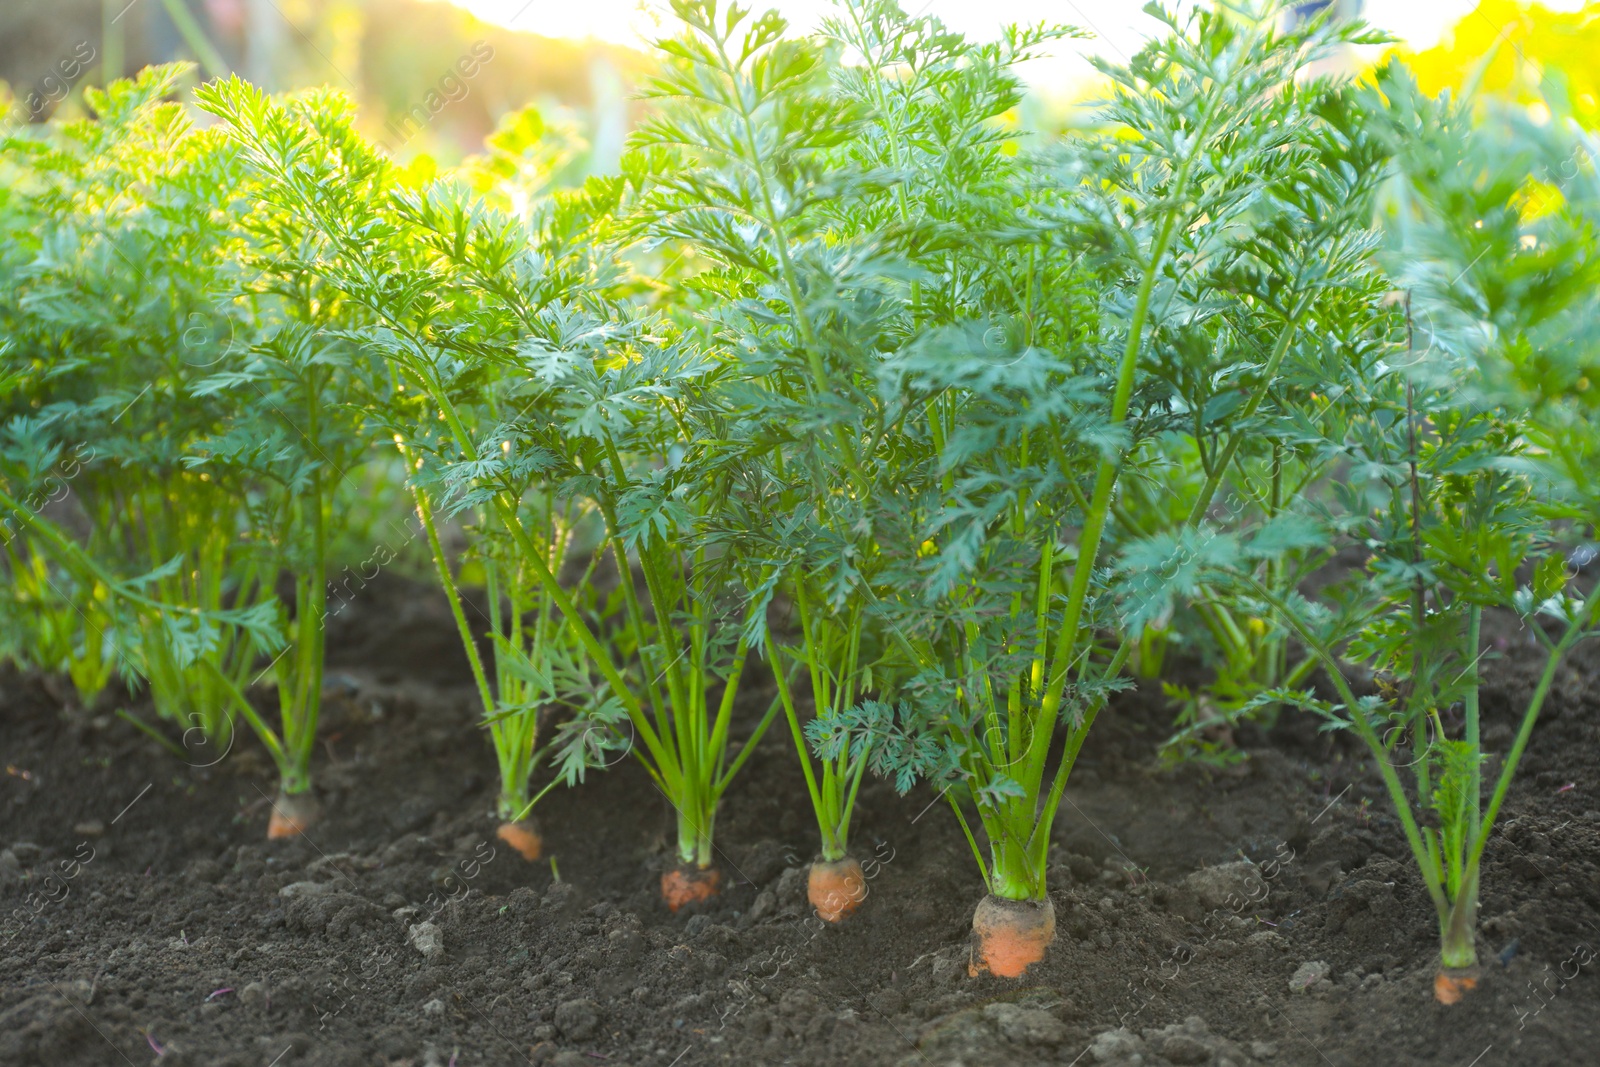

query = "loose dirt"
[[4, 576, 1598, 1066]]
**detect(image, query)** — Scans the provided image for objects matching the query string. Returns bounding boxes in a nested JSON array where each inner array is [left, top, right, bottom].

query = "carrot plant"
[[624, 0, 899, 920], [199, 77, 783, 897], [1147, 59, 1600, 1003], [392, 416, 609, 861], [626, 0, 1068, 921], [191, 81, 600, 846], [1296, 61, 1600, 1002], [0, 65, 286, 759], [0, 67, 387, 832], [1364, 60, 1600, 1003], [837, 5, 1386, 976], [384, 122, 622, 856], [193, 235, 388, 835]]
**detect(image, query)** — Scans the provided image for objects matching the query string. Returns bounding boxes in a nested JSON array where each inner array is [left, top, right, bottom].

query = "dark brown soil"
[[4, 575, 1599, 1067]]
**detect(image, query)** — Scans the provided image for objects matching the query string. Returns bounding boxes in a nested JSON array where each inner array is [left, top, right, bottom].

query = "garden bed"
[[4, 576, 1598, 1067]]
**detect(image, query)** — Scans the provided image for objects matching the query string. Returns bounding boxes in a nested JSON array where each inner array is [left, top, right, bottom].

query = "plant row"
[[3, 0, 1598, 996]]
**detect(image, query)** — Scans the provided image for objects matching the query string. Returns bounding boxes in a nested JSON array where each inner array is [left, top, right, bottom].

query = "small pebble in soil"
[[1088, 1027, 1144, 1062], [279, 880, 331, 900], [1288, 960, 1331, 994], [745, 888, 776, 922], [422, 998, 445, 1016], [409, 921, 445, 960]]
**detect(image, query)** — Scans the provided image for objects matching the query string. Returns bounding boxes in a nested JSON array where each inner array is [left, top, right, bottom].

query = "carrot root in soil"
[[495, 819, 543, 861], [807, 857, 866, 923], [266, 791, 321, 840], [1434, 967, 1480, 1005], [661, 865, 721, 911], [969, 895, 1056, 978]]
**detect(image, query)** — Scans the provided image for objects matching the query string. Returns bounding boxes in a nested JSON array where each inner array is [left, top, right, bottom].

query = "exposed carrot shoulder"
[[266, 791, 321, 840], [808, 857, 866, 923], [1434, 967, 1479, 1005], [969, 895, 1055, 978], [496, 819, 544, 861], [662, 865, 721, 911]]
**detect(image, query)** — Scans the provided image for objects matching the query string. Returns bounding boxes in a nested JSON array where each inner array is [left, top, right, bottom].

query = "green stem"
[[770, 634, 830, 845], [281, 383, 329, 797], [1028, 69, 1247, 808], [713, 685, 786, 797], [1247, 577, 1449, 915], [706, 639, 751, 784], [426, 390, 665, 766], [1464, 605, 1482, 858], [1183, 315, 1303, 529], [408, 474, 496, 721], [947, 791, 991, 889], [1439, 870, 1480, 969], [675, 793, 715, 868], [201, 658, 290, 778]]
